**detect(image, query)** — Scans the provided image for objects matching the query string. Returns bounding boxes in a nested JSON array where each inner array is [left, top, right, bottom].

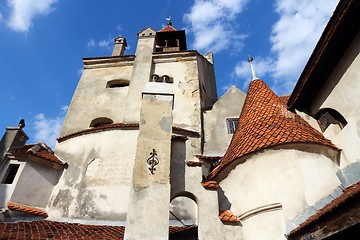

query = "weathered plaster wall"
[[60, 65, 133, 136], [48, 130, 138, 222], [11, 161, 61, 208], [204, 86, 246, 156], [125, 93, 173, 240], [123, 29, 156, 123], [310, 32, 360, 168], [220, 148, 341, 239], [153, 55, 202, 132]]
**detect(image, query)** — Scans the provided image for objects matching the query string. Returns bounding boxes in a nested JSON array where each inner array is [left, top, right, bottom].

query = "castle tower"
[[48, 22, 225, 239]]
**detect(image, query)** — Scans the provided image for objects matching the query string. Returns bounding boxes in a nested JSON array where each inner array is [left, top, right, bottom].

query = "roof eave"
[[288, 0, 360, 114]]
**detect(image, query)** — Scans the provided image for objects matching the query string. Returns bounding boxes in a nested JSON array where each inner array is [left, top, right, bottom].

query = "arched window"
[[170, 192, 198, 226], [89, 117, 113, 128], [315, 108, 347, 132], [106, 79, 129, 88]]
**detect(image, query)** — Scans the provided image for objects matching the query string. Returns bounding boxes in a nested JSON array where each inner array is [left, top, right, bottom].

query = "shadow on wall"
[[170, 140, 186, 195], [218, 186, 232, 211]]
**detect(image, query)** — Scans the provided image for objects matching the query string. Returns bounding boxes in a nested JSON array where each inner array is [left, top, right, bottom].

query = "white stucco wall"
[[153, 55, 202, 132], [310, 32, 360, 168], [204, 86, 246, 156], [10, 160, 62, 208], [60, 65, 133, 136], [48, 129, 138, 222], [219, 148, 341, 240], [0, 159, 25, 208]]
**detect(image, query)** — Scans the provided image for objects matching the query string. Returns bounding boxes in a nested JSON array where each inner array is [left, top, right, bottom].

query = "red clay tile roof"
[[219, 210, 239, 222], [58, 124, 200, 143], [159, 25, 177, 32], [288, 181, 360, 237], [201, 180, 219, 189], [0, 220, 197, 240], [7, 202, 48, 217], [57, 123, 140, 142], [10, 143, 64, 166], [194, 155, 222, 162], [186, 161, 205, 167], [208, 79, 336, 179]]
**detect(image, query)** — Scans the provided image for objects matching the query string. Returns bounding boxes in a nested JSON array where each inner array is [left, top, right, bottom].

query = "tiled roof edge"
[[219, 210, 239, 222], [58, 124, 200, 143], [9, 143, 65, 166], [201, 180, 219, 189], [7, 202, 48, 217], [57, 123, 140, 143]]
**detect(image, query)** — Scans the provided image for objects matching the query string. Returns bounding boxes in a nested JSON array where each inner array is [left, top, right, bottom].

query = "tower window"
[[90, 117, 113, 128], [106, 79, 130, 88], [226, 118, 238, 134], [315, 108, 347, 132], [1, 164, 20, 184]]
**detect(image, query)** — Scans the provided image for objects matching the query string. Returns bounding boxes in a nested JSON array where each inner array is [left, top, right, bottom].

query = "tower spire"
[[248, 56, 259, 80]]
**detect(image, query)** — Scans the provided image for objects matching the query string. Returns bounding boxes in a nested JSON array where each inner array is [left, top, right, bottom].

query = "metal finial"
[[247, 55, 259, 80], [165, 16, 172, 26]]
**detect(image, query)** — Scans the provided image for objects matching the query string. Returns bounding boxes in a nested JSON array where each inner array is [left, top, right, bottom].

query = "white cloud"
[[87, 37, 113, 50], [6, 0, 58, 32], [32, 105, 67, 149], [231, 0, 338, 95], [270, 0, 338, 86], [184, 0, 249, 53]]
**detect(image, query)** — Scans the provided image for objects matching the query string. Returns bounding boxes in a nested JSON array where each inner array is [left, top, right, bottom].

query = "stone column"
[[123, 28, 156, 123], [125, 83, 174, 240]]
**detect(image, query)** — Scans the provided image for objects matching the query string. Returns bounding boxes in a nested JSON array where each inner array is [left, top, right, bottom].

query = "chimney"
[[112, 37, 127, 56], [0, 119, 29, 164]]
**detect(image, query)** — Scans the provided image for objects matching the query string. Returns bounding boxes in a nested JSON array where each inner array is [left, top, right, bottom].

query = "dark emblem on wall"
[[147, 149, 159, 174]]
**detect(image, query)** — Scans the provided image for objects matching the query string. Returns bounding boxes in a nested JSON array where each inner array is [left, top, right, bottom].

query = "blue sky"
[[0, 0, 338, 148]]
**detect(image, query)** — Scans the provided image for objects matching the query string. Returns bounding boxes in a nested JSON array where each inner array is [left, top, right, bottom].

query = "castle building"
[[0, 0, 359, 239]]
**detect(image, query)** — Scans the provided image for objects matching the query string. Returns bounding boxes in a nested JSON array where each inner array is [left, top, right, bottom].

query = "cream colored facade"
[[1, 2, 360, 238]]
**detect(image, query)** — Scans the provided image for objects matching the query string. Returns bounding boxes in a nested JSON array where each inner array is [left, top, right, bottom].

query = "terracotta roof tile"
[[7, 202, 48, 217], [219, 210, 239, 222], [193, 155, 222, 161], [208, 80, 337, 179], [58, 124, 200, 143], [0, 220, 197, 240], [57, 123, 140, 142], [186, 161, 205, 167], [201, 180, 219, 189], [159, 25, 177, 32], [10, 143, 64, 166]]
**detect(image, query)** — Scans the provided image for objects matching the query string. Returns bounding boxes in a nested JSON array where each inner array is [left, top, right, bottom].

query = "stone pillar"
[[123, 28, 156, 123], [124, 83, 174, 240]]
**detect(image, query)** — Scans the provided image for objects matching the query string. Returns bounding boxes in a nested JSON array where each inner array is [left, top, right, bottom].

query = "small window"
[[1, 164, 20, 184], [151, 74, 159, 82], [90, 117, 113, 128], [106, 79, 129, 88], [226, 118, 238, 134], [315, 108, 347, 132]]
